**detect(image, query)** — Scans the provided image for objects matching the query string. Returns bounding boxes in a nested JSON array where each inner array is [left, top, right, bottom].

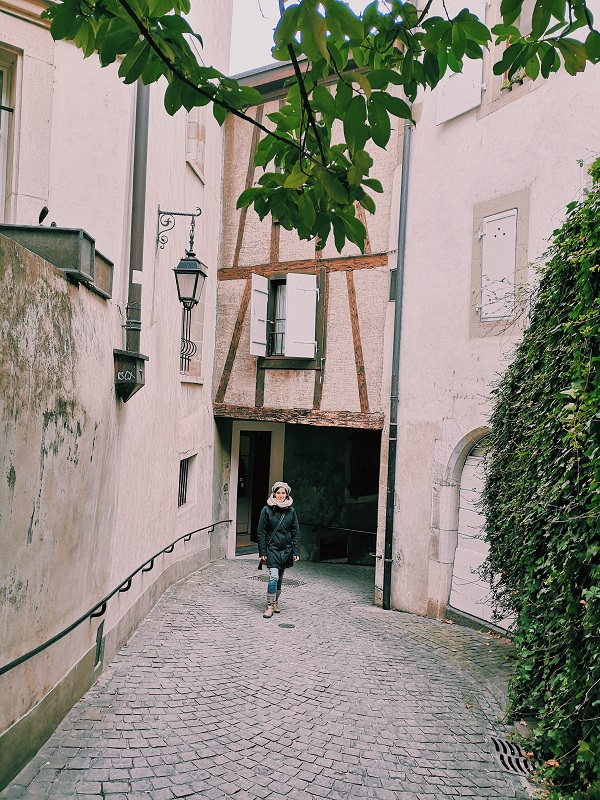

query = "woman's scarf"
[[267, 480, 293, 508]]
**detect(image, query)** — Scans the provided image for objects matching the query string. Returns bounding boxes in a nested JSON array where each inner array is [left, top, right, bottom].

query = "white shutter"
[[436, 0, 487, 124], [480, 208, 517, 321], [250, 273, 269, 356], [284, 273, 317, 358]]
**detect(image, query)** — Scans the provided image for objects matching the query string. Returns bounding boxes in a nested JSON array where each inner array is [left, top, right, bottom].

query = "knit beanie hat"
[[267, 481, 293, 507]]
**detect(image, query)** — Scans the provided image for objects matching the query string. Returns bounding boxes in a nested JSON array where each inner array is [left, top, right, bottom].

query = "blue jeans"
[[267, 567, 285, 595]]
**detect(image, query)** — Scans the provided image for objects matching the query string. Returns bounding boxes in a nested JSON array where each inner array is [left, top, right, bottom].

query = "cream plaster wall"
[[385, 59, 600, 616], [0, 0, 232, 785], [0, 236, 120, 726]]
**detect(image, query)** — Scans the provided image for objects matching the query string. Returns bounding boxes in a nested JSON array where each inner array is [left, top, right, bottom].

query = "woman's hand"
[[294, 555, 300, 562], [260, 556, 267, 563]]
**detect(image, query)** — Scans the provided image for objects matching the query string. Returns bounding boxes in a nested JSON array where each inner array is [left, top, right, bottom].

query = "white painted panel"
[[436, 0, 487, 124], [250, 273, 269, 357], [449, 442, 512, 628], [480, 208, 517, 321], [284, 272, 317, 358]]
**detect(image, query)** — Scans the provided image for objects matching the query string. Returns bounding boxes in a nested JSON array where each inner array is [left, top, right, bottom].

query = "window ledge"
[[186, 158, 205, 185], [258, 357, 319, 370], [478, 77, 539, 120], [180, 374, 204, 385]]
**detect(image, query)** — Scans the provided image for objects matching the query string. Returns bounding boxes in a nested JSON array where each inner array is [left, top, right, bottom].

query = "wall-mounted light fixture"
[[156, 206, 208, 372]]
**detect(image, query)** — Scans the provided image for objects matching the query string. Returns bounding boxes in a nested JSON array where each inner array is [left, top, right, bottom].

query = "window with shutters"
[[470, 188, 530, 337], [250, 271, 323, 367]]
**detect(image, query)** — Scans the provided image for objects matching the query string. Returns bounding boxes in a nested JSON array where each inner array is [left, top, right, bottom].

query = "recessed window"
[[470, 188, 529, 337], [178, 455, 197, 507], [271, 280, 286, 355], [0, 53, 16, 222], [186, 106, 206, 182], [479, 208, 517, 322], [180, 296, 205, 378]]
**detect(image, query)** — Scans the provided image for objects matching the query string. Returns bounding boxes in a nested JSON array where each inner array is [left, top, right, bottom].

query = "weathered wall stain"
[[0, 577, 28, 612], [0, 236, 77, 421], [27, 400, 86, 544], [6, 464, 16, 495]]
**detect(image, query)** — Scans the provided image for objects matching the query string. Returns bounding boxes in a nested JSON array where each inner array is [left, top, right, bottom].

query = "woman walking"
[[257, 481, 300, 618]]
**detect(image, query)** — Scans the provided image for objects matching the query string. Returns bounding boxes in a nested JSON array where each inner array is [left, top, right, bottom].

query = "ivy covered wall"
[[482, 162, 600, 799]]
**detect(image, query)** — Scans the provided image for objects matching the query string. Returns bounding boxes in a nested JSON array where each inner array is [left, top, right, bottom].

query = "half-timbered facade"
[[214, 64, 395, 566]]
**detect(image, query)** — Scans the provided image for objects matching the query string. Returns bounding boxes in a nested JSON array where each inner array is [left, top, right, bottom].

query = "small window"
[[178, 455, 196, 507], [186, 106, 206, 181], [0, 54, 15, 222], [479, 208, 517, 322], [250, 272, 318, 359], [271, 280, 286, 355]]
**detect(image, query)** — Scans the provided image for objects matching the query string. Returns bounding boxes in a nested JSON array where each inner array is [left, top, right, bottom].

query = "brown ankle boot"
[[273, 590, 281, 613], [263, 594, 276, 618]]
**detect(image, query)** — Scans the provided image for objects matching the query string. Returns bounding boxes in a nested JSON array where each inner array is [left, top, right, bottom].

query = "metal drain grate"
[[249, 575, 305, 588], [490, 736, 541, 775], [279, 623, 295, 628]]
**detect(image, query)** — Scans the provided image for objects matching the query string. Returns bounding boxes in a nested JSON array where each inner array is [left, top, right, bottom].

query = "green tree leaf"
[[284, 171, 308, 189], [323, 0, 364, 41], [298, 192, 316, 228], [318, 169, 349, 204], [585, 30, 600, 63]]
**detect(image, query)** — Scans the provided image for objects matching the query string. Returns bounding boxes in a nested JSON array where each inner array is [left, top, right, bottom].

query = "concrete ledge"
[[0, 547, 212, 791]]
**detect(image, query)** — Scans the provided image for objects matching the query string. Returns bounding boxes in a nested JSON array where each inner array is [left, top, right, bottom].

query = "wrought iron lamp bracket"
[[156, 206, 201, 251]]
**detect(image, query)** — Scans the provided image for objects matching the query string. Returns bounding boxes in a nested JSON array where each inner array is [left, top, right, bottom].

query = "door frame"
[[228, 421, 285, 558]]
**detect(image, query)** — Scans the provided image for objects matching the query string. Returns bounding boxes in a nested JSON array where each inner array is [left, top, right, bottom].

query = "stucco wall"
[[0, 235, 120, 727], [0, 0, 232, 786], [383, 60, 600, 617]]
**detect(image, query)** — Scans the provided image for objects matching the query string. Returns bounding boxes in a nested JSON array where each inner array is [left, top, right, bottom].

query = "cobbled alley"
[[1, 559, 531, 800]]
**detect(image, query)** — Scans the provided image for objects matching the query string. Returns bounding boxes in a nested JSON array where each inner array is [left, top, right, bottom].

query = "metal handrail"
[[300, 521, 377, 536], [0, 519, 231, 677]]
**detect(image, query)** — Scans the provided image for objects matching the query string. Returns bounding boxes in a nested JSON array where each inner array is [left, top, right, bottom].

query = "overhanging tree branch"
[[117, 0, 309, 159]]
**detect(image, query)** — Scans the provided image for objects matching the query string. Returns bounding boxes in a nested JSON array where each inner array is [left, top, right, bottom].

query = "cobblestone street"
[[1, 560, 530, 800]]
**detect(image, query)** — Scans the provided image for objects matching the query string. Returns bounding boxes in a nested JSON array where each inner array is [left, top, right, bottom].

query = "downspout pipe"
[[125, 81, 150, 354], [382, 117, 412, 610]]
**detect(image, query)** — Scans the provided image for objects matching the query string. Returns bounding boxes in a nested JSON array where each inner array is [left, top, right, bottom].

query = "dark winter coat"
[[257, 505, 300, 570]]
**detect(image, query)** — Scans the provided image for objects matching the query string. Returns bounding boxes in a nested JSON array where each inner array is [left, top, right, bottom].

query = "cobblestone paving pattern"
[[2, 560, 531, 800]]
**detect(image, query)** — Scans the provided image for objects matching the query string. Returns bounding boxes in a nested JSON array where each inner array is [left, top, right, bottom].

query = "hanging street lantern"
[[173, 250, 208, 310]]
